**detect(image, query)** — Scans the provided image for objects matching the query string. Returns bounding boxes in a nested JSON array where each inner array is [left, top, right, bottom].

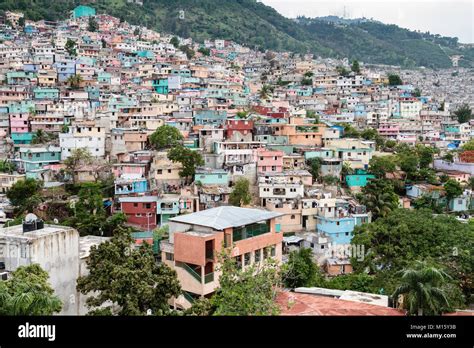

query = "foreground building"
[[160, 206, 283, 309]]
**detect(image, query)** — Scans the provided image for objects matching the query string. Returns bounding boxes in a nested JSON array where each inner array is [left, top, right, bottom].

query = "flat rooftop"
[[0, 224, 76, 240]]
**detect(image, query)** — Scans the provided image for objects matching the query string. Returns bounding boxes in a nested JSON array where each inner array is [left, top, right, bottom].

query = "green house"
[[345, 170, 375, 189], [72, 5, 96, 18]]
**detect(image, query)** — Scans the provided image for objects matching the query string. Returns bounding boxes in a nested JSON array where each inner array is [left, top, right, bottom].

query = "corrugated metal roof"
[[169, 206, 283, 230]]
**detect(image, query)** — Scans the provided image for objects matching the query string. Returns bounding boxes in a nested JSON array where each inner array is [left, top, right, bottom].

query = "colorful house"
[[345, 170, 376, 190], [72, 5, 96, 19]]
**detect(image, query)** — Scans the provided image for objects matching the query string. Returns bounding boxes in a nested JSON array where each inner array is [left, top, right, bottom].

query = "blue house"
[[72, 5, 96, 18], [194, 169, 229, 185], [194, 110, 227, 127], [33, 88, 59, 100], [345, 170, 375, 189], [11, 132, 34, 145], [115, 178, 148, 195], [156, 196, 180, 225], [317, 216, 355, 245], [152, 78, 169, 94], [18, 146, 61, 178]]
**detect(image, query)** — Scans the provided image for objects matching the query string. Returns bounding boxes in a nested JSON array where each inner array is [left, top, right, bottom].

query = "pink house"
[[378, 123, 399, 138], [112, 163, 148, 179], [10, 113, 29, 133], [256, 148, 284, 174]]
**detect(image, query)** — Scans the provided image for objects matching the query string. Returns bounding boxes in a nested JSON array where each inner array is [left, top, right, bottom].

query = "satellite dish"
[[53, 218, 59, 224]]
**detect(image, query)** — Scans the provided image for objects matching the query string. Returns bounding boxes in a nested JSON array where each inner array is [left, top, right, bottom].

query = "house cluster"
[[0, 7, 473, 309]]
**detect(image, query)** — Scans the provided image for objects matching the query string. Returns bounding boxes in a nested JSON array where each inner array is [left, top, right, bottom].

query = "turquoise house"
[[345, 170, 375, 189], [156, 197, 180, 225], [152, 78, 169, 94], [115, 178, 148, 195], [19, 146, 61, 178], [72, 5, 96, 18], [195, 169, 229, 185], [194, 110, 227, 126], [448, 196, 470, 212], [11, 132, 34, 145], [33, 88, 59, 100]]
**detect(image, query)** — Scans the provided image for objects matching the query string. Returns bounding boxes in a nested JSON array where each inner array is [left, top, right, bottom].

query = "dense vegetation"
[[1, 0, 472, 68]]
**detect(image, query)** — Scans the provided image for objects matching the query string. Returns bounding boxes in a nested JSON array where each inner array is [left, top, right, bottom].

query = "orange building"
[[161, 206, 283, 309]]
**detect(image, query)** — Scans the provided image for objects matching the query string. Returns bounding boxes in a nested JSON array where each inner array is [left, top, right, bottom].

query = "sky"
[[261, 0, 474, 43]]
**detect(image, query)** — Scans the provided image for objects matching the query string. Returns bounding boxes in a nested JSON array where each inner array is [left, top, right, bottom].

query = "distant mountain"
[[1, 0, 472, 68]]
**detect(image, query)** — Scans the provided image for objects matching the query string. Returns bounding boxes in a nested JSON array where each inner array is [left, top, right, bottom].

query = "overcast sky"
[[261, 0, 474, 43]]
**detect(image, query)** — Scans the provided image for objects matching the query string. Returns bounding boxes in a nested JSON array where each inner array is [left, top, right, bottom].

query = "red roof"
[[276, 291, 404, 316]]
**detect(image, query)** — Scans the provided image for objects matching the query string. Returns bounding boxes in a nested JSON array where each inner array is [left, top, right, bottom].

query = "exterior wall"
[[256, 149, 284, 174], [0, 226, 80, 315], [121, 201, 157, 230]]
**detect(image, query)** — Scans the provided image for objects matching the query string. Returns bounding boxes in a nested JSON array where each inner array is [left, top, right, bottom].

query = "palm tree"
[[0, 159, 14, 173], [31, 129, 48, 144], [67, 74, 83, 89], [392, 261, 451, 316], [259, 84, 273, 100]]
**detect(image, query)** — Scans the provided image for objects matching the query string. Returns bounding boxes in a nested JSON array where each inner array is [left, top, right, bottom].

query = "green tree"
[[87, 17, 99, 32], [351, 59, 360, 73], [179, 45, 195, 60], [341, 123, 360, 138], [31, 129, 50, 144], [73, 183, 107, 236], [301, 77, 312, 86], [368, 155, 397, 178], [442, 152, 455, 163], [76, 227, 181, 315], [388, 73, 403, 86], [444, 179, 463, 202], [259, 84, 273, 100], [282, 248, 324, 288], [198, 47, 210, 56], [64, 148, 93, 185], [170, 36, 180, 48], [462, 139, 474, 151], [149, 125, 183, 150], [415, 144, 436, 169], [413, 88, 422, 97], [7, 178, 42, 213], [454, 103, 472, 124], [326, 273, 376, 293], [0, 264, 62, 315], [0, 159, 15, 173], [359, 179, 399, 220], [229, 177, 252, 207], [211, 249, 280, 315], [336, 65, 349, 77], [306, 157, 321, 181], [167, 146, 204, 182], [392, 261, 450, 315], [322, 175, 339, 186], [67, 74, 83, 89], [65, 38, 77, 56], [351, 209, 473, 302]]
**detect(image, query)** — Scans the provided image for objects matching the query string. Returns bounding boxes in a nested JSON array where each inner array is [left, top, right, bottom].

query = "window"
[[321, 245, 325, 249], [270, 245, 276, 257], [345, 232, 349, 236], [165, 253, 174, 261], [244, 252, 251, 266], [234, 256, 242, 269], [144, 203, 151, 209], [133, 203, 138, 207], [255, 249, 261, 263], [168, 169, 171, 173], [20, 244, 27, 258], [36, 153, 40, 157], [291, 215, 295, 220], [157, 169, 163, 175], [136, 214, 142, 217]]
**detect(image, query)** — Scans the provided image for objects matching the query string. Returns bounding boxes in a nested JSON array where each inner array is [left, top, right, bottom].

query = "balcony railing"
[[183, 291, 195, 304], [179, 262, 201, 282]]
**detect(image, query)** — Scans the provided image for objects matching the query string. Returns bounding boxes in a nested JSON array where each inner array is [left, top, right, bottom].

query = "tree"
[[149, 125, 183, 150], [31, 129, 51, 144], [73, 183, 107, 236], [67, 74, 83, 89], [282, 248, 324, 289], [462, 139, 474, 151], [7, 178, 42, 213], [351, 209, 473, 303], [211, 249, 280, 315], [392, 261, 450, 315], [87, 17, 99, 32], [359, 179, 399, 220], [388, 74, 403, 86], [444, 179, 463, 202], [341, 123, 360, 138], [442, 152, 455, 163], [0, 264, 62, 315], [397, 152, 419, 180], [229, 177, 252, 207], [65, 38, 77, 56], [0, 159, 14, 173], [336, 65, 349, 77], [167, 146, 204, 182], [198, 47, 210, 56], [179, 45, 195, 60], [413, 88, 422, 97], [18, 16, 25, 28], [326, 273, 376, 293], [415, 144, 436, 169], [351, 60, 360, 73], [454, 103, 472, 124], [64, 148, 93, 184], [322, 175, 339, 186], [76, 227, 181, 315], [259, 84, 273, 100], [368, 155, 397, 178], [306, 157, 321, 181], [301, 77, 312, 86], [170, 36, 180, 48]]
